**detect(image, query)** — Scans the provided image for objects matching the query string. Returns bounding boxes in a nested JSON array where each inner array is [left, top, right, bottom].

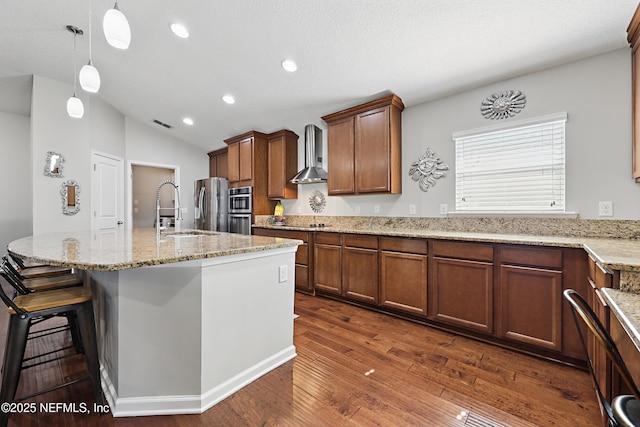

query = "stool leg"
[[65, 313, 84, 354], [76, 302, 105, 406], [0, 315, 30, 427]]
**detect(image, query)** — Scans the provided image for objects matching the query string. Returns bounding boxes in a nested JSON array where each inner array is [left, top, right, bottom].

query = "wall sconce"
[[66, 25, 84, 119], [103, 1, 131, 49]]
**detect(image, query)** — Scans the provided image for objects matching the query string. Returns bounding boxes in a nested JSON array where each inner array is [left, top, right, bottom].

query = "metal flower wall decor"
[[309, 190, 326, 213], [409, 148, 449, 192], [481, 90, 526, 120]]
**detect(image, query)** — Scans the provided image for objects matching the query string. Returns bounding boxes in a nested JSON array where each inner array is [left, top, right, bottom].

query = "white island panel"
[[90, 246, 297, 416]]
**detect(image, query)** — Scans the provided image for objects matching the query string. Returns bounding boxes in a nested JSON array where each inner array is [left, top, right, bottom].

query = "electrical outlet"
[[355, 205, 361, 214], [279, 265, 288, 283], [440, 204, 448, 215], [599, 201, 613, 217], [409, 204, 416, 215], [297, 206, 302, 214], [374, 205, 380, 214]]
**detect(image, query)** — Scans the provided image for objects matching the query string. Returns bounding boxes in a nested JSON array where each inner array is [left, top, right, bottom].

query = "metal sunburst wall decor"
[[309, 190, 326, 213], [409, 148, 449, 192], [481, 90, 526, 120]]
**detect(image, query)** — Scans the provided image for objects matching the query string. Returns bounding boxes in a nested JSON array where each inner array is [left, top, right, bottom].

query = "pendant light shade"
[[66, 25, 84, 119], [67, 96, 85, 118], [80, 3, 101, 93], [79, 62, 101, 93], [103, 2, 131, 49]]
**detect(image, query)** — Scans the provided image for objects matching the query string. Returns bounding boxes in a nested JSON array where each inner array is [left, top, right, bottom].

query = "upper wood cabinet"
[[267, 130, 298, 200], [224, 130, 268, 188], [628, 4, 640, 181], [207, 147, 228, 179], [321, 94, 404, 195], [224, 130, 274, 216]]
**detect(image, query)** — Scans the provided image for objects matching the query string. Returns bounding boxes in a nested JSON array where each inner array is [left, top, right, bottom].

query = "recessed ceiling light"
[[182, 117, 194, 125], [170, 23, 189, 39], [281, 59, 297, 72], [222, 95, 235, 104]]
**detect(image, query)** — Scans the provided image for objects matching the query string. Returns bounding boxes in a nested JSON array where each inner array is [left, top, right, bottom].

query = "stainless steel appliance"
[[290, 124, 328, 184], [228, 186, 252, 235], [194, 177, 228, 231]]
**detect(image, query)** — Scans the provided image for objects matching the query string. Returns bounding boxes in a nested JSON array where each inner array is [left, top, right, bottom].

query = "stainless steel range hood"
[[290, 124, 328, 184]]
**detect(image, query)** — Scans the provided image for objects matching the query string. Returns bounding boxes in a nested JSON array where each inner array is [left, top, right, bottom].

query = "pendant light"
[[79, 2, 101, 93], [66, 25, 84, 119], [103, 1, 131, 49]]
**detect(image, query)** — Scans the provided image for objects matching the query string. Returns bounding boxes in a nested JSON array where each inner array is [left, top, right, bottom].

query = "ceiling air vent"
[[152, 119, 173, 129]]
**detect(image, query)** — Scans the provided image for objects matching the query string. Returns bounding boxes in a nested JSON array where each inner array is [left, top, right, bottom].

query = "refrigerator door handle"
[[199, 186, 206, 222]]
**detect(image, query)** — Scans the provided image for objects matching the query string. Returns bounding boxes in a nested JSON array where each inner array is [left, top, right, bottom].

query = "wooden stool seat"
[[10, 287, 92, 314], [17, 265, 72, 279], [20, 273, 83, 292]]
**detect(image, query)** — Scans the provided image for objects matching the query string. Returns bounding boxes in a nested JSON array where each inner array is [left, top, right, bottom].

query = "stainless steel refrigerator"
[[194, 177, 228, 231]]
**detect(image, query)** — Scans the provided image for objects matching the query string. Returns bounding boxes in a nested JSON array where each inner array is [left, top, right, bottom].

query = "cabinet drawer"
[[344, 234, 378, 249], [315, 232, 341, 245], [380, 237, 427, 255], [296, 243, 309, 265], [432, 240, 493, 262], [501, 246, 562, 269]]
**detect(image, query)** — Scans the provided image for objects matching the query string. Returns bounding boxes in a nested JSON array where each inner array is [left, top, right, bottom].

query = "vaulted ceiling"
[[0, 1, 637, 151]]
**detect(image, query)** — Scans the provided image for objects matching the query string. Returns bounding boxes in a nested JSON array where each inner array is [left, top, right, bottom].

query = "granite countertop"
[[7, 228, 301, 272], [601, 288, 640, 352], [253, 223, 640, 273]]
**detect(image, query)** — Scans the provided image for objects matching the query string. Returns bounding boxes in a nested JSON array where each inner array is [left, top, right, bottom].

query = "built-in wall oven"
[[228, 186, 252, 235]]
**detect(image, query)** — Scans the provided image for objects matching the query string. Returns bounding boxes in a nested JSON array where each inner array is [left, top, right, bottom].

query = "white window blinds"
[[453, 113, 566, 212]]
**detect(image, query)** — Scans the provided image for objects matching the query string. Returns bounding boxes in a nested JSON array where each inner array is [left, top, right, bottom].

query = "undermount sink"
[[165, 231, 219, 238]]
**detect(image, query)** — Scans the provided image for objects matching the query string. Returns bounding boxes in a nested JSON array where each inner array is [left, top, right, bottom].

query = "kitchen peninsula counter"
[[8, 228, 301, 418], [8, 228, 301, 271]]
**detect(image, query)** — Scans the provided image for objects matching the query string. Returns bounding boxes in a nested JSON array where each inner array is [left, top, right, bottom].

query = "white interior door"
[[92, 151, 124, 230]]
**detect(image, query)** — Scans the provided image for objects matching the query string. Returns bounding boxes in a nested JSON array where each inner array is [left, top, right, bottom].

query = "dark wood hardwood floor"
[[0, 290, 600, 426]]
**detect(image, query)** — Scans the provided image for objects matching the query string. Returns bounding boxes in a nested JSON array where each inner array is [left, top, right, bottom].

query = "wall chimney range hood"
[[290, 124, 328, 184]]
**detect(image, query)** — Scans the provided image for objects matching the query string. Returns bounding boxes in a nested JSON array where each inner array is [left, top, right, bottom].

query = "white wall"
[[30, 75, 126, 234], [0, 111, 31, 251], [125, 118, 208, 229], [282, 48, 640, 220]]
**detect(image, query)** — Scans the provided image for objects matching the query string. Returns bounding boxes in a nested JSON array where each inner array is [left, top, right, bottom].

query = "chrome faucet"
[[156, 180, 183, 238]]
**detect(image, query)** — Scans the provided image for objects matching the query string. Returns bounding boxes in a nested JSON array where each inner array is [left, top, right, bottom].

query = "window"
[[453, 112, 566, 212]]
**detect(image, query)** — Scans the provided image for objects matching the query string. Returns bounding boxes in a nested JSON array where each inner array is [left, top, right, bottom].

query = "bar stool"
[[4, 254, 72, 280], [564, 289, 640, 426], [2, 257, 82, 294], [0, 260, 85, 354], [0, 283, 104, 427]]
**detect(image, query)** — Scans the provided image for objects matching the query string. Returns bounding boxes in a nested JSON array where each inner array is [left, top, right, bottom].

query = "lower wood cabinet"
[[314, 233, 342, 295], [431, 257, 494, 333], [342, 235, 379, 304], [380, 237, 428, 316], [255, 227, 589, 363], [500, 265, 562, 350]]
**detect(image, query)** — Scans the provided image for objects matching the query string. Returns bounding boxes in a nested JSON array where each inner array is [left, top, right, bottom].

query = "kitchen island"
[[7, 228, 301, 417]]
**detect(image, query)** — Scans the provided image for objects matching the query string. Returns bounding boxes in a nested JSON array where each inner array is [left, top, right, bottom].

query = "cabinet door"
[[327, 116, 355, 195], [355, 106, 390, 193], [239, 137, 253, 182], [591, 285, 611, 405], [634, 47, 640, 180], [216, 151, 228, 179], [227, 142, 240, 183], [381, 251, 427, 316], [314, 243, 341, 295], [500, 265, 562, 351], [431, 257, 493, 333], [343, 247, 378, 304], [268, 136, 285, 198]]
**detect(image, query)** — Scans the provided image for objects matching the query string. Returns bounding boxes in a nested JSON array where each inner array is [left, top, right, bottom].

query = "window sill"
[[446, 211, 579, 219]]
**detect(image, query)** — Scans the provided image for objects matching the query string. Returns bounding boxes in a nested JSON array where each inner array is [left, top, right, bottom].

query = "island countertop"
[[7, 228, 301, 272]]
